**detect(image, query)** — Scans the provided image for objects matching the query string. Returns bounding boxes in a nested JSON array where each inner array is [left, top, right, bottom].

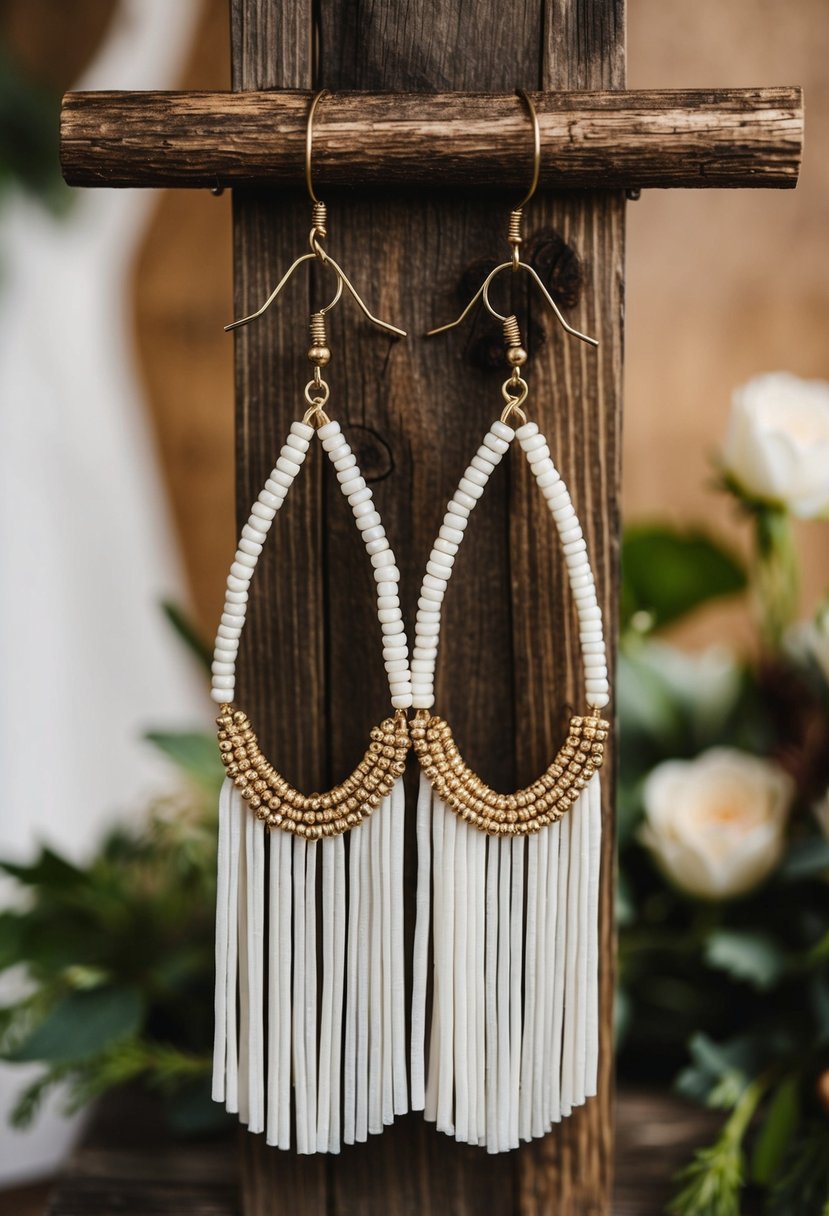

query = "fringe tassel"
[[418, 778, 602, 1150], [213, 774, 408, 1153]]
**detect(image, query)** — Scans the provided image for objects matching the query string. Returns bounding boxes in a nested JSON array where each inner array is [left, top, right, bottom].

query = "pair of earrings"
[[210, 91, 610, 1155]]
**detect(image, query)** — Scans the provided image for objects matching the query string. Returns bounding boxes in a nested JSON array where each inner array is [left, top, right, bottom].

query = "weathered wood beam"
[[60, 87, 803, 190]]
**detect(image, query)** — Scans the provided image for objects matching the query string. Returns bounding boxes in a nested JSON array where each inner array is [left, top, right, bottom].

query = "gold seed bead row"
[[216, 706, 410, 839], [410, 710, 609, 836]]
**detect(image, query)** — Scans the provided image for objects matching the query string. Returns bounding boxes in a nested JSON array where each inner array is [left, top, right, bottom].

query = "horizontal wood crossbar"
[[60, 87, 803, 191]]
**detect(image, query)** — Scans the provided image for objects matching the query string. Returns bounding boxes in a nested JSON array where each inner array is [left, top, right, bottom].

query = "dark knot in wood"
[[346, 425, 394, 482], [457, 229, 583, 372]]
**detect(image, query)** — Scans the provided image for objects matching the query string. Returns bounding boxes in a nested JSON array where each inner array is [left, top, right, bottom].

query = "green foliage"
[[0, 724, 226, 1135], [750, 1075, 800, 1186], [621, 525, 746, 636], [0, 48, 69, 214], [704, 931, 787, 993]]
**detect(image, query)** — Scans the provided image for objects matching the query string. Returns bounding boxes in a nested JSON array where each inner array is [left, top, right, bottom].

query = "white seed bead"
[[291, 420, 314, 441], [381, 619, 405, 636], [453, 489, 477, 512], [264, 480, 289, 502], [417, 596, 441, 614], [527, 445, 551, 466], [269, 468, 293, 490], [211, 686, 233, 704], [376, 581, 398, 598], [225, 589, 248, 605], [378, 608, 401, 624], [385, 658, 409, 673], [229, 562, 253, 582], [217, 622, 241, 639], [446, 499, 470, 520], [377, 596, 399, 611], [536, 467, 560, 488], [423, 573, 447, 593], [278, 447, 303, 469], [586, 679, 609, 695], [371, 550, 395, 569], [212, 660, 234, 675], [316, 420, 340, 441], [221, 612, 244, 629], [410, 657, 433, 673], [586, 665, 609, 680], [484, 431, 510, 454], [473, 448, 499, 471], [582, 640, 605, 655], [352, 499, 374, 518], [458, 476, 484, 500], [392, 693, 414, 710], [491, 420, 515, 442], [337, 466, 360, 486], [581, 605, 602, 621], [464, 466, 488, 488], [273, 457, 297, 478], [383, 644, 408, 660], [214, 643, 237, 658], [357, 515, 382, 536], [560, 523, 583, 542], [439, 524, 463, 544], [428, 549, 453, 569], [515, 421, 539, 441], [250, 501, 275, 521], [417, 621, 440, 637], [421, 585, 443, 603], [365, 538, 387, 557], [471, 454, 493, 475], [333, 451, 356, 471], [416, 608, 441, 622], [233, 551, 257, 569], [285, 432, 309, 454], [375, 564, 399, 582], [412, 647, 437, 663], [424, 561, 449, 582], [322, 435, 347, 457], [434, 537, 458, 557], [241, 524, 263, 543], [212, 673, 235, 687], [347, 483, 370, 504], [226, 575, 249, 593], [388, 676, 411, 693], [238, 538, 262, 557], [521, 432, 546, 452], [361, 524, 385, 544], [257, 483, 280, 508]]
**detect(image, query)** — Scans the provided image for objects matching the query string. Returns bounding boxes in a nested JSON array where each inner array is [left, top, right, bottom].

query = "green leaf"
[[621, 525, 746, 633], [161, 600, 213, 675], [750, 1074, 800, 1186], [144, 731, 224, 791], [0, 847, 85, 890], [780, 837, 829, 881], [8, 987, 144, 1064], [704, 930, 786, 991]]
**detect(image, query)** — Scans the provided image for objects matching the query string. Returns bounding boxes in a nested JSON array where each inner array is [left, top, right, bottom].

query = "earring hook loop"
[[305, 89, 329, 206], [514, 89, 541, 212]]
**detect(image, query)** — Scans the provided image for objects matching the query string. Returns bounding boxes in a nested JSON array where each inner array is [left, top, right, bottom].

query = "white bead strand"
[[211, 420, 313, 703], [515, 423, 610, 710], [318, 420, 413, 710], [411, 422, 514, 710]]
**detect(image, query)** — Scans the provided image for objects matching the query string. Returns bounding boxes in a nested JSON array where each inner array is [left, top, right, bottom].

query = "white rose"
[[640, 748, 793, 900], [722, 372, 829, 518]]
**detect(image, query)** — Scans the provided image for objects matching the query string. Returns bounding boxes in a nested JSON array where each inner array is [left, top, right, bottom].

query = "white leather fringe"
[[415, 775, 602, 1150], [212, 775, 409, 1152]]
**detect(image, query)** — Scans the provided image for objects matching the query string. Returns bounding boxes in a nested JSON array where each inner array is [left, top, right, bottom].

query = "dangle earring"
[[409, 91, 611, 1152], [211, 91, 413, 1154]]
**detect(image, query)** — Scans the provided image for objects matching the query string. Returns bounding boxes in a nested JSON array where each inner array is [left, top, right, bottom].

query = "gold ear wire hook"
[[226, 90, 406, 338], [426, 89, 597, 349]]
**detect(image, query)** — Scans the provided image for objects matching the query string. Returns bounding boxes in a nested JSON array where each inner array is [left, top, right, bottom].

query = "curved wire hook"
[[514, 89, 540, 212], [224, 253, 343, 333], [427, 260, 598, 348], [305, 89, 329, 205]]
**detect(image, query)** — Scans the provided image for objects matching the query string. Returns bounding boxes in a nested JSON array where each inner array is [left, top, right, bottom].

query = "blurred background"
[[0, 0, 827, 1210]]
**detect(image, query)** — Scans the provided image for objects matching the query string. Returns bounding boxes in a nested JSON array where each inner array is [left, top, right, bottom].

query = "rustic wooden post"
[[58, 3, 802, 1213], [233, 1, 620, 1212]]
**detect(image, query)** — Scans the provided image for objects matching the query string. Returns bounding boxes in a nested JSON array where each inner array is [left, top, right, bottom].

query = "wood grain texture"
[[233, 0, 622, 1212], [60, 86, 803, 189]]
